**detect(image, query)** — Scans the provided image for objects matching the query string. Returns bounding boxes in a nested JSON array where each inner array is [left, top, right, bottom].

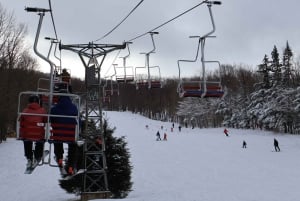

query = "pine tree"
[[282, 41, 293, 87], [59, 120, 133, 198], [257, 54, 271, 89], [271, 45, 281, 86], [104, 120, 133, 198]]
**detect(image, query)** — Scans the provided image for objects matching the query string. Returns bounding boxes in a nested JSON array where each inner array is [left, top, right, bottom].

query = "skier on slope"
[[156, 131, 161, 141], [224, 128, 229, 137], [163, 132, 167, 141], [274, 138, 280, 152]]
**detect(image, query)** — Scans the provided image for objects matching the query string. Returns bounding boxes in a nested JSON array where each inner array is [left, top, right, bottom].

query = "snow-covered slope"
[[1, 111, 300, 201]]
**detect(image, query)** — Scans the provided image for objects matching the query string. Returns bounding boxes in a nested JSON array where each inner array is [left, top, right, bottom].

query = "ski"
[[59, 166, 68, 176], [58, 170, 85, 194], [61, 169, 85, 180], [24, 150, 49, 174]]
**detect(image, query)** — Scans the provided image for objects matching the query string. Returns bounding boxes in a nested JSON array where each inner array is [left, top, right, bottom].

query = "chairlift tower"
[[25, 5, 126, 200], [59, 42, 126, 199]]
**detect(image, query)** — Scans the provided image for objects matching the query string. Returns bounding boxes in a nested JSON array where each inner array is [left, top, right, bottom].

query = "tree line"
[[217, 42, 300, 134]]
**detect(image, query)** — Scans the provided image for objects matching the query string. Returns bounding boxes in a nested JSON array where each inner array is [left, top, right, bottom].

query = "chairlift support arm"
[[45, 37, 61, 69], [139, 32, 159, 88], [25, 7, 57, 107], [119, 42, 132, 79], [200, 2, 220, 97]]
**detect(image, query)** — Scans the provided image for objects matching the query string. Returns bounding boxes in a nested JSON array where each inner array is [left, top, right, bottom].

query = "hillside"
[[0, 111, 300, 201]]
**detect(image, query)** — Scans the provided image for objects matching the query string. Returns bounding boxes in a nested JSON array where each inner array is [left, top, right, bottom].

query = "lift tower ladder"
[[60, 42, 126, 200]]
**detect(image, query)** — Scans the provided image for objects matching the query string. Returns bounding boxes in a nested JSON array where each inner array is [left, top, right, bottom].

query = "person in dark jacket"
[[50, 94, 78, 175], [274, 138, 280, 152], [178, 125, 182, 132], [156, 131, 161, 141], [60, 68, 72, 93]]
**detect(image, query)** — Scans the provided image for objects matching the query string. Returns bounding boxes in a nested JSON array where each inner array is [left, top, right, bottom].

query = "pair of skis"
[[54, 157, 85, 179], [24, 150, 85, 181], [24, 150, 50, 174]]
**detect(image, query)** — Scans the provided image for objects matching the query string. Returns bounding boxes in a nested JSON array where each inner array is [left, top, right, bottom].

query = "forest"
[[1, 3, 300, 140]]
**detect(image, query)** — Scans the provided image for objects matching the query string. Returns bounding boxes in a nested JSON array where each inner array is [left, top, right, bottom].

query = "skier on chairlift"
[[50, 91, 79, 175], [20, 95, 47, 169]]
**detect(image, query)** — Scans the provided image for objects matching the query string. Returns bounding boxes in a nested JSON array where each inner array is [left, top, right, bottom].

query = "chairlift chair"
[[135, 32, 163, 90], [177, 1, 224, 98], [16, 91, 81, 143], [115, 42, 135, 83], [103, 76, 119, 97]]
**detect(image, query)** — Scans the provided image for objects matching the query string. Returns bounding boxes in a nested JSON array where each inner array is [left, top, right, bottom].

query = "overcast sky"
[[1, 0, 300, 79]]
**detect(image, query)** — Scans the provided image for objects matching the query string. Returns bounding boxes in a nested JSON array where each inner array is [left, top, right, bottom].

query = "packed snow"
[[1, 111, 300, 201]]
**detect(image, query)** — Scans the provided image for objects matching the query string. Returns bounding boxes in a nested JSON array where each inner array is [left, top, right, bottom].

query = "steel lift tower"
[[59, 42, 126, 200]]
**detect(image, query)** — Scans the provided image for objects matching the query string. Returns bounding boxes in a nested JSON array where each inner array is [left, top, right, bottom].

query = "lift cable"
[[103, 49, 122, 77], [127, 0, 209, 42], [93, 0, 144, 42]]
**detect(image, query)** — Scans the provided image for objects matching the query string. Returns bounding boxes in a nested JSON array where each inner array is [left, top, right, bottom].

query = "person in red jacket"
[[20, 95, 47, 168], [224, 128, 229, 137]]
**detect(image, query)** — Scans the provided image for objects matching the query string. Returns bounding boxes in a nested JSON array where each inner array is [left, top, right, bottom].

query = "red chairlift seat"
[[49, 123, 76, 142], [203, 82, 224, 98], [179, 81, 202, 97], [103, 96, 111, 103], [136, 79, 162, 89], [116, 75, 134, 83], [104, 90, 112, 96], [150, 80, 162, 88], [103, 87, 119, 97], [179, 81, 224, 98]]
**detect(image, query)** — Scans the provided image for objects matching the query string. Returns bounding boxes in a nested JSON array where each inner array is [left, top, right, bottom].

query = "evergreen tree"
[[104, 120, 133, 198], [257, 54, 271, 89], [59, 120, 133, 198], [282, 41, 293, 87], [271, 45, 281, 86]]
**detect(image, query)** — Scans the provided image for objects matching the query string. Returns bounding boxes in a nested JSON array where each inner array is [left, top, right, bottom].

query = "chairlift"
[[37, 77, 71, 105], [177, 1, 224, 98], [102, 96, 111, 104], [135, 32, 163, 90], [103, 75, 119, 97], [37, 37, 72, 105], [16, 91, 81, 168], [18, 7, 81, 168], [115, 42, 135, 83], [16, 91, 81, 142]]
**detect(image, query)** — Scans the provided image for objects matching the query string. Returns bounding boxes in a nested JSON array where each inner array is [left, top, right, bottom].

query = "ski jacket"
[[50, 96, 78, 124], [50, 96, 79, 142], [60, 71, 71, 83], [20, 102, 47, 140]]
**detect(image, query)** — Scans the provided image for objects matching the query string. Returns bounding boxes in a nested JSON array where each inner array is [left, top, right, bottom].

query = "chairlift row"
[[111, 2, 225, 98], [110, 32, 163, 90]]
